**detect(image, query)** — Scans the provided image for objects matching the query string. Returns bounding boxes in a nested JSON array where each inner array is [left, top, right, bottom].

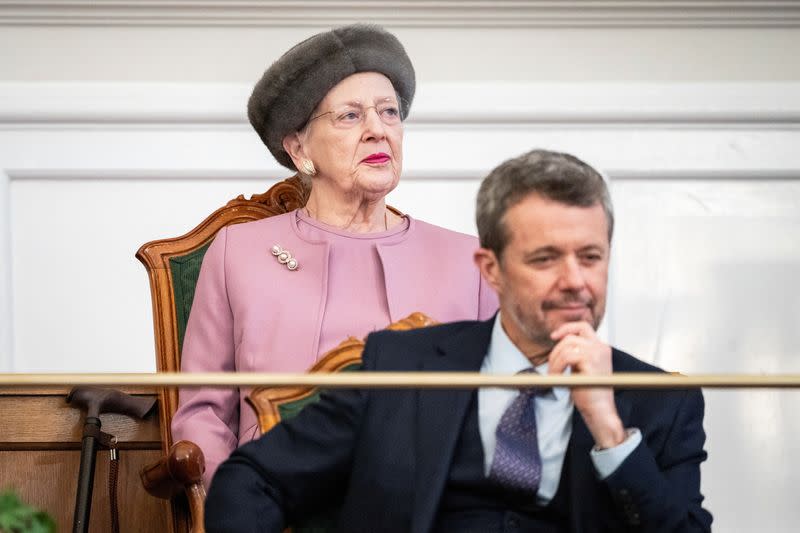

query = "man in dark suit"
[[205, 149, 712, 532]]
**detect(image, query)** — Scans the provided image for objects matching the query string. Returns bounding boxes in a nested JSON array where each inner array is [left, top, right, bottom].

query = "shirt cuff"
[[589, 428, 642, 479]]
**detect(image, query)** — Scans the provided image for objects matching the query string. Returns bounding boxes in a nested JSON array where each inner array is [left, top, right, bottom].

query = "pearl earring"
[[300, 159, 317, 176]]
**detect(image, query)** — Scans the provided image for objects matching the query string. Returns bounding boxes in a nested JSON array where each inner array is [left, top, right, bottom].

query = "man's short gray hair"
[[476, 149, 614, 259]]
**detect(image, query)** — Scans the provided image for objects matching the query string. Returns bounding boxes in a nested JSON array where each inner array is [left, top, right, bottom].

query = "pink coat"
[[172, 211, 498, 486]]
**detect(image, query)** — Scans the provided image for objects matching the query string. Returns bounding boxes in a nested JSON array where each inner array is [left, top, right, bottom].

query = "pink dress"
[[172, 209, 498, 486], [297, 209, 408, 355]]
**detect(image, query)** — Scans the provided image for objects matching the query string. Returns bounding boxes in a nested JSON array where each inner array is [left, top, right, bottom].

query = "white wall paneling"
[[2, 80, 800, 530], [8, 176, 281, 373], [611, 180, 800, 372], [0, 168, 11, 371], [609, 177, 800, 532], [4, 27, 800, 85], [1, 2, 798, 529], [1, 81, 800, 373]]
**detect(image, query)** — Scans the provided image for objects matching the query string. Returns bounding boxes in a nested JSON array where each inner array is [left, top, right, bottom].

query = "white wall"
[[1, 2, 799, 531], [2, 2, 800, 83], [3, 25, 800, 83]]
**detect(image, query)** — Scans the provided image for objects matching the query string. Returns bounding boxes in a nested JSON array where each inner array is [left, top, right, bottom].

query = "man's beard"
[[509, 292, 600, 351], [545, 291, 600, 327], [507, 300, 557, 352]]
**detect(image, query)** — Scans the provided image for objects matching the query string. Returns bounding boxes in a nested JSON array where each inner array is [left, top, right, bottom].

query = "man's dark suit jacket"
[[205, 318, 712, 532]]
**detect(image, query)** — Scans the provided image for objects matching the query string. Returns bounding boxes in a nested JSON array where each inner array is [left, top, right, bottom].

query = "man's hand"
[[547, 321, 626, 449]]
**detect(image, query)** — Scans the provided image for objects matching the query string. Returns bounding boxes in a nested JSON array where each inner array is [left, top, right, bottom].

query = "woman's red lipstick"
[[361, 152, 391, 164]]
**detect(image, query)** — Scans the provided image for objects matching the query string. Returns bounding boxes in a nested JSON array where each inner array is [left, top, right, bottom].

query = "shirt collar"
[[484, 312, 571, 400]]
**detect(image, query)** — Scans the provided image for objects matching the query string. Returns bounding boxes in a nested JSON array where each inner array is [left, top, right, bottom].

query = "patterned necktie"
[[488, 368, 544, 494]]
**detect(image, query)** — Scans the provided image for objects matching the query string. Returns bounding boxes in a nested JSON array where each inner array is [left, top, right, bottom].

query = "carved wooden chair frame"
[[135, 174, 417, 533], [136, 176, 308, 446], [136, 176, 309, 533]]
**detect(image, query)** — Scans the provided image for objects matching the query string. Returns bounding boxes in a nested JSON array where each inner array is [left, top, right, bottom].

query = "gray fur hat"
[[248, 24, 416, 170]]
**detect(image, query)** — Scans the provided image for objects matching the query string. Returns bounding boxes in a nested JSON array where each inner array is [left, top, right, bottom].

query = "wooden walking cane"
[[66, 387, 156, 533]]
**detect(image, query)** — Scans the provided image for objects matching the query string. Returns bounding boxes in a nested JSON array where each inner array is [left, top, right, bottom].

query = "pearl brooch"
[[271, 244, 298, 271]]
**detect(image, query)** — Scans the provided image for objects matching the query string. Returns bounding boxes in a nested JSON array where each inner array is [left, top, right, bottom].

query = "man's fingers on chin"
[[548, 351, 566, 374], [550, 325, 568, 341], [569, 321, 596, 338], [551, 321, 593, 339], [555, 335, 590, 355], [554, 333, 577, 347], [550, 354, 581, 375]]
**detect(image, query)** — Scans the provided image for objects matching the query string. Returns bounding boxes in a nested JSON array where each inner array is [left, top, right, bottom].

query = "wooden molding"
[[4, 82, 800, 182], [4, 82, 800, 126], [0, 1, 798, 28]]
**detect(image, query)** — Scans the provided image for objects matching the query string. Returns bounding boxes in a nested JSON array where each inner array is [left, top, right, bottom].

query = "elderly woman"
[[173, 24, 498, 487]]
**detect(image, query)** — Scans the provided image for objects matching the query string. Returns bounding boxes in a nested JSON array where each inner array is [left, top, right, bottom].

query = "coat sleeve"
[[171, 227, 239, 488], [603, 389, 713, 532], [203, 338, 377, 533]]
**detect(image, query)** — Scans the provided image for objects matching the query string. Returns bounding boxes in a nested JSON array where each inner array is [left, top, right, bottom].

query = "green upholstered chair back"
[[170, 242, 211, 354], [136, 175, 309, 451]]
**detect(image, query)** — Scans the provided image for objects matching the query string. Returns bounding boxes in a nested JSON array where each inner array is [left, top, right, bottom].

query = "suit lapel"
[[411, 318, 494, 533]]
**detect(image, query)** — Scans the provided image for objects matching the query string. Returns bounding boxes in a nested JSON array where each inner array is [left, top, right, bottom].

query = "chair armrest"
[[140, 440, 207, 532]]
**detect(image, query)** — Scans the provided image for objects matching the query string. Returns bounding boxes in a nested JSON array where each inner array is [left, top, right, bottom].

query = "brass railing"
[[1, 372, 800, 389]]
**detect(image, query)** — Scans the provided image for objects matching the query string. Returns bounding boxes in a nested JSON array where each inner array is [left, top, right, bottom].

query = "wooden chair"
[[140, 305, 433, 532], [135, 174, 420, 533], [136, 175, 310, 533]]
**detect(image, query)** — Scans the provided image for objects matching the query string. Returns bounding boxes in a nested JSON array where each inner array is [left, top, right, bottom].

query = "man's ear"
[[474, 247, 503, 295], [282, 132, 306, 171]]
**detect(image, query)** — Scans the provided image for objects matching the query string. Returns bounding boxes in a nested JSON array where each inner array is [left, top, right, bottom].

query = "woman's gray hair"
[[476, 149, 614, 259]]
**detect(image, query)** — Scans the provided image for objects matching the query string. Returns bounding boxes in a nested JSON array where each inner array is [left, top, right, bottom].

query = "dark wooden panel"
[[0, 386, 157, 396], [0, 450, 170, 532], [0, 392, 161, 448], [0, 389, 173, 532]]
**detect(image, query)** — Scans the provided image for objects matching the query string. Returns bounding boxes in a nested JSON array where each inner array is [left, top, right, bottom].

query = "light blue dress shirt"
[[478, 313, 642, 504]]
